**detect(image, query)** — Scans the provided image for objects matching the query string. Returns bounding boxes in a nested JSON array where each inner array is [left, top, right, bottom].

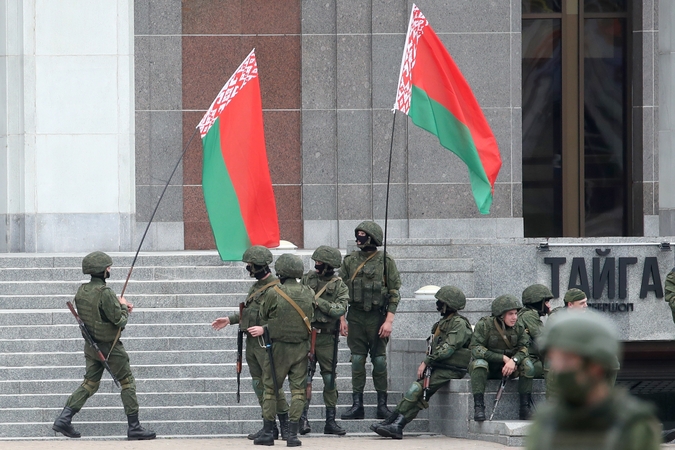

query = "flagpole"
[[383, 110, 397, 281], [120, 127, 200, 298]]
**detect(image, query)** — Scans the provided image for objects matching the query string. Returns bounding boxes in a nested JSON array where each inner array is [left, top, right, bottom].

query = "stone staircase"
[[0, 248, 479, 440]]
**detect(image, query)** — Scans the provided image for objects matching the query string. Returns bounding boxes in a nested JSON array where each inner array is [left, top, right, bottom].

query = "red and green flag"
[[394, 4, 501, 214], [198, 49, 280, 260]]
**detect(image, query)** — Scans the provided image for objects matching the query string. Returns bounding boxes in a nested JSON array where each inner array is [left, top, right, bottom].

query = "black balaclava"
[[356, 232, 376, 252], [246, 263, 271, 280], [314, 262, 335, 277]]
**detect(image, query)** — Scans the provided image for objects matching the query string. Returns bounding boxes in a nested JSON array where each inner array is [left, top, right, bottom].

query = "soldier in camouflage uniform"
[[211, 246, 290, 441], [371, 286, 473, 439], [250, 253, 314, 447], [469, 295, 535, 421], [527, 310, 661, 450], [339, 221, 401, 420], [299, 246, 348, 436], [516, 284, 553, 418], [52, 252, 155, 440]]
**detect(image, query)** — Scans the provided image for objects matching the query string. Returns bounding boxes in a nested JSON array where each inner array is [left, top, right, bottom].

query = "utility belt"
[[311, 326, 338, 335]]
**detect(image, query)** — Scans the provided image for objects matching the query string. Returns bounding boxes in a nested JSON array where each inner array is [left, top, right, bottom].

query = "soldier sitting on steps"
[[370, 286, 472, 439]]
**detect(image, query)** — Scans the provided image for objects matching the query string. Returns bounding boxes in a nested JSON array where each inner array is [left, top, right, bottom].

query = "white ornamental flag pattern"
[[198, 48, 259, 138], [394, 4, 428, 115]]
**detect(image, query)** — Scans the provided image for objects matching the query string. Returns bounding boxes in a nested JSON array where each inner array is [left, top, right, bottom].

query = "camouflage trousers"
[[469, 357, 542, 395], [262, 340, 308, 422], [346, 308, 388, 393], [395, 368, 465, 422], [246, 335, 289, 413], [306, 331, 339, 408], [65, 341, 138, 415]]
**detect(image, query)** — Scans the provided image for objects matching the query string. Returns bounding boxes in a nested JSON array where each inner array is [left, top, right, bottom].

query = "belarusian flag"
[[198, 49, 280, 260], [394, 4, 501, 214]]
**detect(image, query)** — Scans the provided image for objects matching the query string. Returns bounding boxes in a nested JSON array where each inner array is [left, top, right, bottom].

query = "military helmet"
[[564, 288, 587, 304], [82, 251, 113, 275], [312, 246, 342, 268], [522, 284, 554, 305], [435, 285, 467, 311], [355, 221, 383, 246], [275, 253, 304, 279], [242, 245, 273, 266], [538, 310, 620, 370], [491, 294, 522, 317]]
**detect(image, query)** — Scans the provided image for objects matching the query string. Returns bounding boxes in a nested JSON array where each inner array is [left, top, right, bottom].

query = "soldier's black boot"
[[340, 393, 364, 420], [473, 394, 486, 422], [376, 391, 392, 419], [519, 393, 533, 420], [324, 407, 346, 435], [248, 422, 280, 440], [126, 413, 156, 440], [287, 421, 302, 447], [52, 406, 81, 438], [299, 405, 311, 435], [373, 413, 406, 440], [254, 419, 276, 446], [278, 413, 289, 440], [370, 410, 397, 432]]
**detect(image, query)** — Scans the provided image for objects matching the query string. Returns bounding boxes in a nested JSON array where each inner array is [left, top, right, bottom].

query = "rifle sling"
[[247, 279, 281, 304], [493, 318, 514, 350], [349, 251, 379, 282], [314, 276, 341, 300], [273, 286, 312, 333]]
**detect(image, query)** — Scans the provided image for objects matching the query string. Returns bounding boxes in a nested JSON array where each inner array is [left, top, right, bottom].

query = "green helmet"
[[522, 284, 554, 305], [275, 254, 304, 279], [539, 310, 620, 370], [312, 246, 342, 268], [242, 245, 273, 266], [434, 286, 467, 311], [82, 251, 113, 275], [491, 294, 522, 317], [355, 221, 383, 246], [564, 288, 587, 304]]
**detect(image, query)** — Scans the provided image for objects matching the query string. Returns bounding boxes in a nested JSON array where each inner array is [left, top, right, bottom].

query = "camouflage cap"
[[274, 253, 304, 279], [434, 285, 467, 311], [522, 284, 554, 305], [82, 251, 113, 275], [242, 245, 273, 266], [564, 288, 587, 304], [311, 246, 342, 268], [538, 309, 620, 370], [355, 221, 383, 246], [491, 294, 522, 317]]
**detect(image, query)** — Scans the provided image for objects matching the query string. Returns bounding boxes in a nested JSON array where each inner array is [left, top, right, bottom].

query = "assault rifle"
[[489, 376, 508, 421], [423, 335, 433, 401], [330, 327, 339, 390], [66, 300, 121, 388], [236, 302, 244, 403], [306, 328, 318, 401]]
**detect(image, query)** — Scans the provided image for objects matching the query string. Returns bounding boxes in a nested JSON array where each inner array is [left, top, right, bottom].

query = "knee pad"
[[81, 378, 100, 395], [520, 358, 536, 378], [371, 355, 387, 374], [351, 354, 366, 370], [251, 378, 264, 397], [469, 358, 489, 372], [403, 381, 423, 402], [290, 389, 305, 402], [263, 392, 277, 401], [321, 373, 335, 391], [118, 376, 135, 391]]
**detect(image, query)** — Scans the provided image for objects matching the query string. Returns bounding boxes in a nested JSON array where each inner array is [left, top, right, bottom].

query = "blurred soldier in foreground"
[[371, 286, 472, 439], [527, 310, 661, 450], [211, 246, 290, 441], [251, 254, 314, 447], [339, 221, 401, 420], [300, 246, 348, 435], [469, 295, 535, 421], [52, 252, 155, 440]]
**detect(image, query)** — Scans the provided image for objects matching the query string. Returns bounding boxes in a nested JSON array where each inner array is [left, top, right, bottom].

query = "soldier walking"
[[300, 246, 348, 435], [527, 310, 661, 449], [250, 254, 314, 447], [469, 295, 535, 421], [52, 251, 155, 440], [339, 221, 401, 420], [211, 246, 290, 441], [371, 286, 472, 439]]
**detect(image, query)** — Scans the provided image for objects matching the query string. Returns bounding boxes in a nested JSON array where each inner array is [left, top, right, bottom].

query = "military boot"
[[373, 413, 406, 440], [324, 407, 346, 435], [370, 410, 397, 433], [376, 391, 392, 419], [299, 405, 311, 435], [126, 413, 156, 440], [287, 421, 302, 447], [519, 393, 533, 420], [278, 412, 289, 440], [473, 394, 486, 422], [248, 422, 279, 440], [340, 393, 364, 420], [253, 419, 276, 446], [52, 407, 81, 438]]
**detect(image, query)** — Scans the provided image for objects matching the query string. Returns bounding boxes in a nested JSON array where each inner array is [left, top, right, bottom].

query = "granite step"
[[0, 266, 248, 282], [0, 279, 253, 295], [0, 293, 248, 309], [467, 420, 531, 447]]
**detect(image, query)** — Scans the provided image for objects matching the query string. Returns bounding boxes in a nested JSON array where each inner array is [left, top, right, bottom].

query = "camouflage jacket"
[[339, 249, 401, 314], [470, 315, 529, 364], [75, 277, 128, 343], [260, 278, 314, 344], [228, 275, 280, 332], [424, 313, 473, 370], [517, 307, 544, 358], [301, 271, 348, 331]]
